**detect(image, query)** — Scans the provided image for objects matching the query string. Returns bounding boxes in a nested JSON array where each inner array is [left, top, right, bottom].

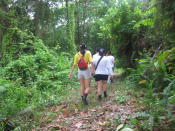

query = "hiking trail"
[[34, 74, 140, 131]]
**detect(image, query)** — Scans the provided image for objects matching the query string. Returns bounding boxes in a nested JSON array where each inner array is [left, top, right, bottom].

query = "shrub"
[[126, 47, 175, 130], [0, 28, 77, 130]]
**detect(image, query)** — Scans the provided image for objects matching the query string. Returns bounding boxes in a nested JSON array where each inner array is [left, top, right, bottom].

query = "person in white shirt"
[[92, 48, 100, 90], [93, 48, 113, 100], [107, 51, 115, 82], [93, 48, 100, 59]]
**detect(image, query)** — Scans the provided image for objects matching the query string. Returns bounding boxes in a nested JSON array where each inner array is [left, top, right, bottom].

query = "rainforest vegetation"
[[0, 0, 175, 130]]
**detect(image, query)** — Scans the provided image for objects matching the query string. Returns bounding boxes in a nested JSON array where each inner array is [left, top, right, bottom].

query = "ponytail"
[[80, 49, 86, 56]]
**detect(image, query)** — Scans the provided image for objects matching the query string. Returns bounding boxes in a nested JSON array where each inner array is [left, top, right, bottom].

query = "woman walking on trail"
[[93, 48, 113, 101], [69, 44, 95, 105]]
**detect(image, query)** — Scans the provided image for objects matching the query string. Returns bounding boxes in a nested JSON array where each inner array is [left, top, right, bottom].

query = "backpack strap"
[[95, 56, 103, 71]]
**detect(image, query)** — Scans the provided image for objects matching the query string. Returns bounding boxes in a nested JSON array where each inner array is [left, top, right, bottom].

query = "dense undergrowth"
[[0, 0, 175, 130], [0, 28, 77, 130], [124, 47, 175, 130]]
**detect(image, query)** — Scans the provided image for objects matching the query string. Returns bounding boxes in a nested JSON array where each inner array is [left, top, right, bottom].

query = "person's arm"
[[90, 62, 95, 75], [112, 56, 115, 71], [107, 59, 113, 76], [70, 54, 78, 79], [69, 64, 76, 79], [112, 56, 115, 64], [88, 51, 95, 75]]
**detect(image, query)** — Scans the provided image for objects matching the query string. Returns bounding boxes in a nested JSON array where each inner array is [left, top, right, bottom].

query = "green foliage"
[[127, 47, 175, 91], [1, 0, 175, 130], [0, 28, 76, 130], [0, 77, 66, 120], [1, 28, 72, 87], [0, 79, 32, 120], [99, 0, 145, 67], [128, 112, 153, 130], [126, 47, 175, 130], [67, 3, 76, 53], [1, 27, 48, 64], [115, 90, 131, 104], [118, 76, 175, 130]]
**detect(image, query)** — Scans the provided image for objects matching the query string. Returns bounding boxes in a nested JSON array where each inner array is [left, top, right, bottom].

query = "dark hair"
[[99, 48, 105, 56], [108, 51, 111, 55], [79, 43, 86, 50], [96, 47, 100, 53], [79, 43, 86, 55]]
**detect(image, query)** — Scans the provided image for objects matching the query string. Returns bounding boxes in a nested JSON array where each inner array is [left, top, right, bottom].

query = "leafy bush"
[[0, 78, 68, 129], [0, 28, 77, 130], [115, 91, 131, 104], [0, 79, 32, 120], [1, 32, 72, 87], [127, 48, 175, 91], [125, 47, 175, 130]]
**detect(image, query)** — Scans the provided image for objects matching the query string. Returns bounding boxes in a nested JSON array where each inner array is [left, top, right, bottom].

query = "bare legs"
[[80, 78, 107, 103], [97, 80, 108, 100], [79, 78, 85, 96], [84, 79, 90, 94], [79, 78, 90, 105], [103, 80, 107, 93], [97, 81, 102, 96]]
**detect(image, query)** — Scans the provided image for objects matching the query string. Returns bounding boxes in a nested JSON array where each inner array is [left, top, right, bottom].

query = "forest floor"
[[33, 72, 143, 131]]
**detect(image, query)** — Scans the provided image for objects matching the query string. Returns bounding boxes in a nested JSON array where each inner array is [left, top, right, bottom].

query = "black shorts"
[[94, 74, 108, 81]]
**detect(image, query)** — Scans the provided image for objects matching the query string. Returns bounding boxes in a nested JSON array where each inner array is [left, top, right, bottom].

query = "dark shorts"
[[94, 74, 108, 81]]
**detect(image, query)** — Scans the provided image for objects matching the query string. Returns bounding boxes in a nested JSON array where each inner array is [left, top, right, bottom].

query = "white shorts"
[[78, 69, 91, 79]]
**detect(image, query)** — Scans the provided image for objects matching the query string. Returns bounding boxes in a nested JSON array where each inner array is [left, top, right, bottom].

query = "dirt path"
[[34, 78, 139, 131]]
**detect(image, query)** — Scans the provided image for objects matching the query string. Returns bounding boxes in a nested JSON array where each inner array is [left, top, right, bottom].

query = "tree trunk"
[[65, 0, 76, 53], [82, 0, 87, 43], [75, 0, 80, 45], [0, 0, 9, 59]]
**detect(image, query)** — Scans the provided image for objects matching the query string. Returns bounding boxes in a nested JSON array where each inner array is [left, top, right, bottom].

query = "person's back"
[[107, 51, 115, 83], [69, 44, 95, 105], [107, 51, 115, 71], [93, 53, 99, 59], [108, 55, 114, 68], [93, 55, 111, 75], [93, 48, 112, 100], [93, 48, 100, 59], [75, 50, 92, 67]]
